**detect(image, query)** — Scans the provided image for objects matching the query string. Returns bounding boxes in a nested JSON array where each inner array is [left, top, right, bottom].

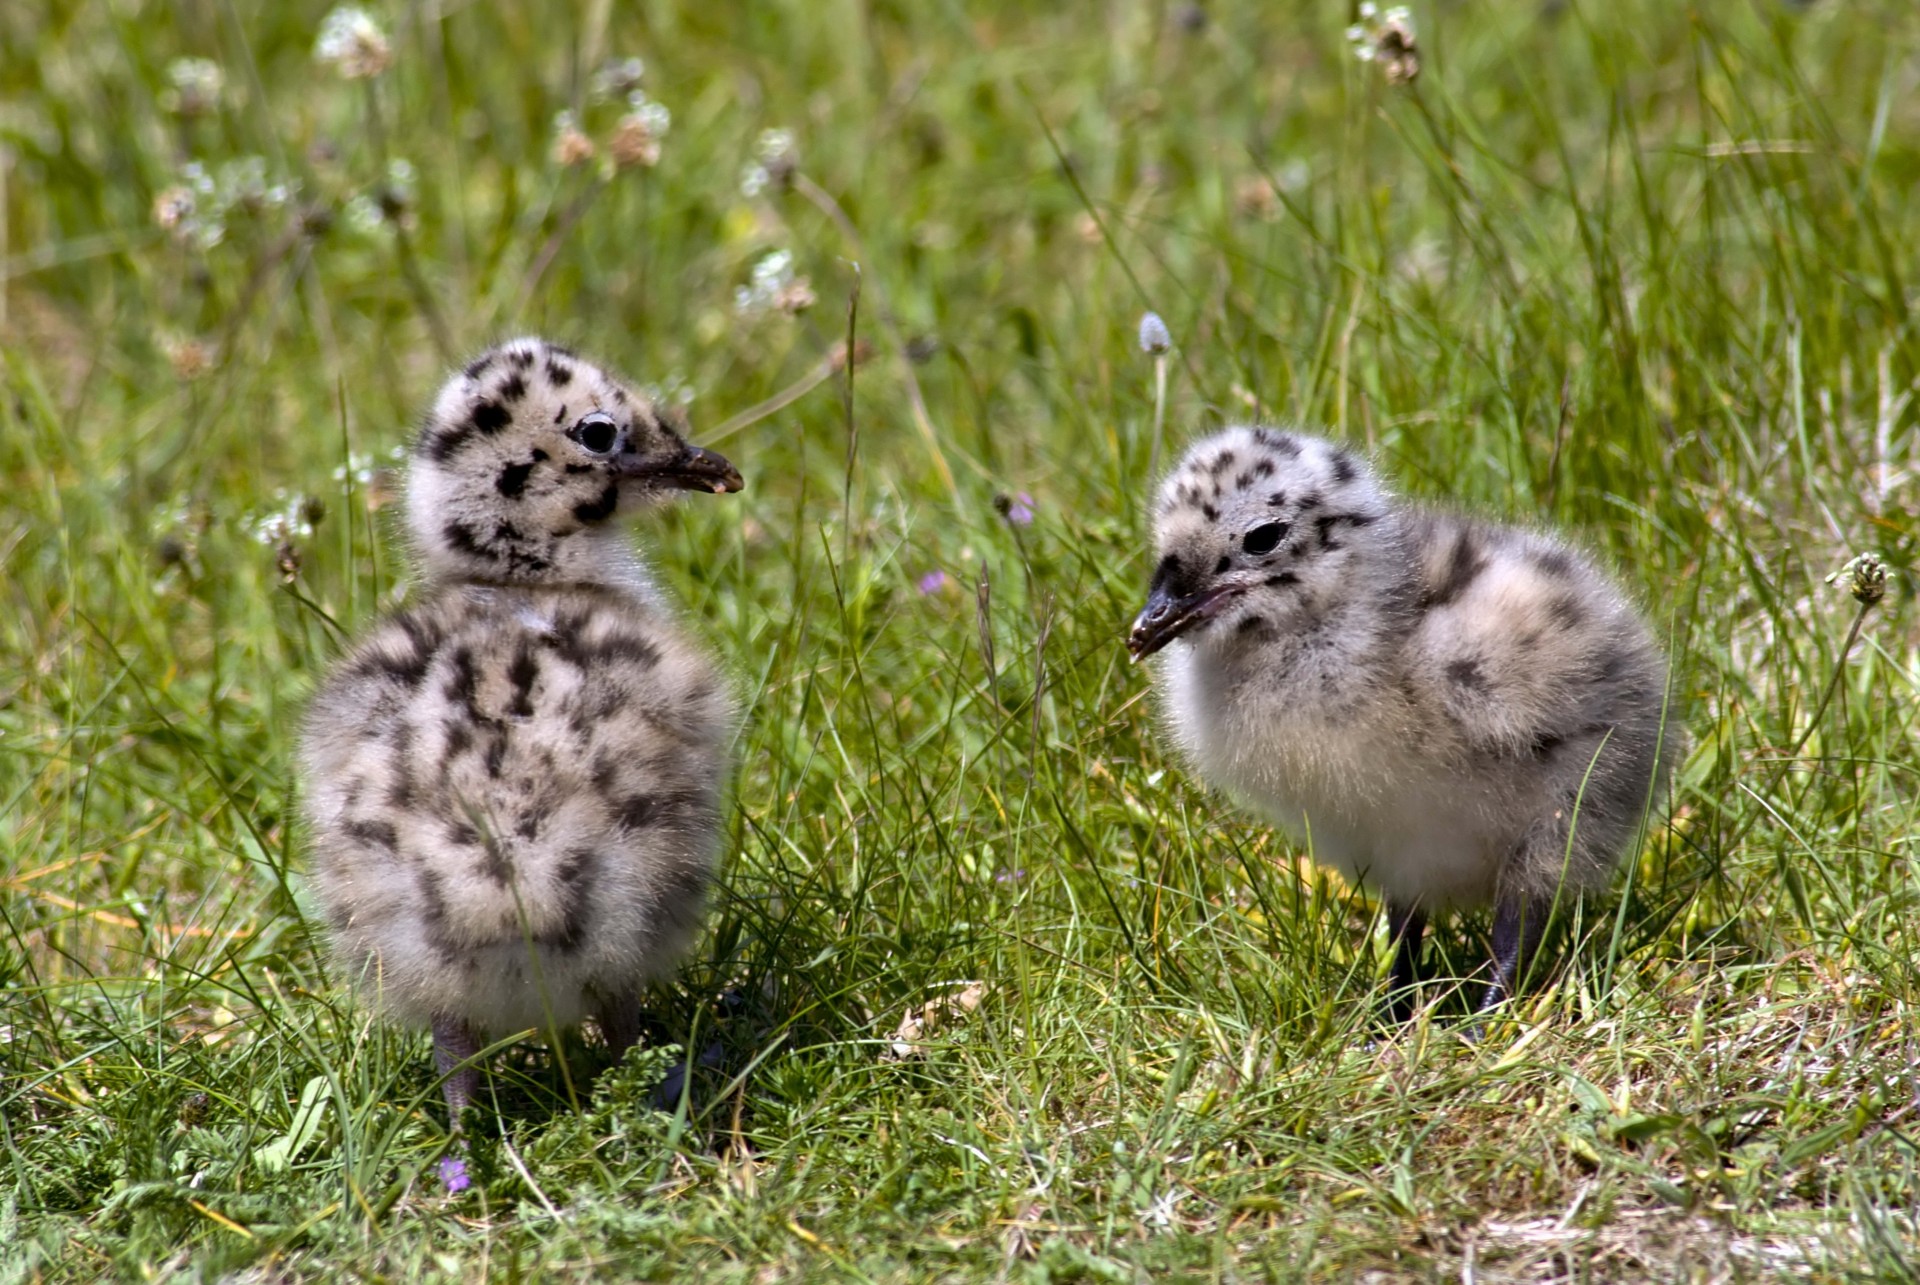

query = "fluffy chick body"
[[301, 337, 741, 1110], [1131, 427, 1679, 1010]]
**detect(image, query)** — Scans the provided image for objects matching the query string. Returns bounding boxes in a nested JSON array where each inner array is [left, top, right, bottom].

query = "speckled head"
[[1129, 427, 1392, 660], [407, 337, 742, 586]]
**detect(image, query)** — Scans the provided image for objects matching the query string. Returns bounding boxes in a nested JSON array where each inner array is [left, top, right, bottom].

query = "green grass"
[[4, 0, 1919, 1278]]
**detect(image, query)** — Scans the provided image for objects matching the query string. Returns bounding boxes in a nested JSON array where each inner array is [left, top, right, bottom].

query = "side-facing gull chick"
[[1128, 426, 1679, 1019], [301, 337, 743, 1143]]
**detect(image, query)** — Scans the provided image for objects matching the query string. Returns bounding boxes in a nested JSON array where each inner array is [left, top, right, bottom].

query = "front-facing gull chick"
[[1128, 427, 1679, 1018], [301, 337, 742, 1131]]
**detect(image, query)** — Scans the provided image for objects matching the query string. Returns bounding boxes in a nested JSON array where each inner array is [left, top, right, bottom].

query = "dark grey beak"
[[619, 444, 744, 494], [1127, 583, 1243, 662]]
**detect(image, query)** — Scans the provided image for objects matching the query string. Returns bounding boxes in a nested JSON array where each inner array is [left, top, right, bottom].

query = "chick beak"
[[619, 444, 744, 494], [1127, 583, 1243, 662]]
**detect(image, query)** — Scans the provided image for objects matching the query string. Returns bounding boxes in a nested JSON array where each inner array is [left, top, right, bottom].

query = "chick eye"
[[570, 411, 619, 455], [1243, 522, 1288, 556]]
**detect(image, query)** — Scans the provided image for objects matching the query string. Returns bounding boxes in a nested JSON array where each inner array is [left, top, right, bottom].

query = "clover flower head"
[[1826, 552, 1888, 606], [315, 5, 392, 79], [1138, 311, 1172, 356], [740, 127, 798, 197], [1346, 4, 1419, 83], [251, 489, 321, 547], [552, 110, 596, 167], [734, 249, 815, 316], [591, 56, 646, 102], [641, 371, 697, 408], [332, 451, 378, 487], [610, 93, 671, 168], [162, 58, 225, 116]]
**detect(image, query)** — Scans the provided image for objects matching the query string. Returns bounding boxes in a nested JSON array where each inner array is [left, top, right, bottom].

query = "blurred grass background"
[[3, 0, 1918, 1279]]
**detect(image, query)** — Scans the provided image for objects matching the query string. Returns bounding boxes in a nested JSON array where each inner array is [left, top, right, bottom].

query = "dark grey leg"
[[431, 1013, 483, 1122], [1481, 892, 1553, 1011], [1385, 900, 1427, 1023], [596, 995, 645, 1062]]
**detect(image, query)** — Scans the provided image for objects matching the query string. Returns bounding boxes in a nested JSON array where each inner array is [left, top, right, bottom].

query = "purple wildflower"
[[918, 570, 950, 595], [439, 1155, 471, 1194], [994, 491, 1035, 527]]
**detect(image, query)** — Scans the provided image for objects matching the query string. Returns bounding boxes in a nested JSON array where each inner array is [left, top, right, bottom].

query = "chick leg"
[[596, 995, 646, 1062], [1385, 900, 1427, 1023], [1481, 891, 1552, 1011], [431, 1013, 483, 1121]]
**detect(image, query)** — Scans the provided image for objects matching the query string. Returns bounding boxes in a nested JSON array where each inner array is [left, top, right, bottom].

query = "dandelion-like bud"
[[315, 6, 392, 79], [1138, 311, 1172, 356], [161, 58, 225, 117], [162, 335, 215, 380], [551, 110, 595, 167], [1826, 552, 1888, 607], [609, 94, 670, 169]]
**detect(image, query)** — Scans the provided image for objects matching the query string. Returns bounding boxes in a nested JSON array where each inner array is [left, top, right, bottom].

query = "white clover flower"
[[734, 249, 814, 315], [332, 452, 377, 486], [591, 56, 646, 102], [739, 127, 797, 197], [218, 155, 269, 209], [147, 496, 198, 541], [315, 6, 391, 79], [153, 187, 195, 232], [642, 372, 696, 407], [342, 193, 384, 235], [181, 161, 218, 200], [1138, 311, 1172, 355], [162, 58, 225, 116], [155, 163, 226, 249], [1347, 4, 1419, 82], [756, 127, 796, 162], [385, 157, 416, 201], [250, 489, 318, 546]]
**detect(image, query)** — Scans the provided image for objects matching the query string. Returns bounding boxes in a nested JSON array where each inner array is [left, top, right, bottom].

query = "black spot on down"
[[506, 644, 539, 718], [1422, 530, 1487, 610], [471, 400, 512, 434], [572, 482, 619, 523], [496, 457, 537, 499]]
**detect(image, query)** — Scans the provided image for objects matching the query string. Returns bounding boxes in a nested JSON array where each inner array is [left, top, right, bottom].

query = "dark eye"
[[1243, 522, 1289, 556], [570, 411, 619, 455]]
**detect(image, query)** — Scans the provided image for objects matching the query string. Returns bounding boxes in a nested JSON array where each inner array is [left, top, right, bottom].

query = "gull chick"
[[301, 337, 742, 1124], [1129, 427, 1679, 1017]]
